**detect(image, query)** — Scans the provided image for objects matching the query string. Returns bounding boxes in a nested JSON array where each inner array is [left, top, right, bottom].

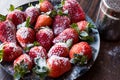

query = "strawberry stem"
[[33, 57, 49, 79]]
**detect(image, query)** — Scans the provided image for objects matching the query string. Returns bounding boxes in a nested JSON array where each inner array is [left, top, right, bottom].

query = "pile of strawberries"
[[0, 0, 95, 79]]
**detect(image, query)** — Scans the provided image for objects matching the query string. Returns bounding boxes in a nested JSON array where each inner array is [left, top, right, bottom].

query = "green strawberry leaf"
[[66, 39, 73, 48], [16, 7, 23, 11], [70, 53, 88, 65], [25, 17, 30, 28], [0, 43, 5, 62], [39, 0, 44, 3], [79, 31, 94, 43], [14, 60, 30, 80], [0, 50, 3, 62], [61, 0, 65, 5], [9, 4, 15, 12], [0, 14, 6, 21], [33, 57, 49, 79], [57, 10, 68, 16], [71, 23, 80, 33], [46, 10, 57, 18]]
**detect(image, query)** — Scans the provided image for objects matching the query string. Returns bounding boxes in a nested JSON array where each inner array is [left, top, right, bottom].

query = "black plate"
[[0, 1, 100, 80]]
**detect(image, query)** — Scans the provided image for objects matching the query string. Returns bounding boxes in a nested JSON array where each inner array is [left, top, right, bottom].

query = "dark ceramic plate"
[[0, 1, 100, 80]]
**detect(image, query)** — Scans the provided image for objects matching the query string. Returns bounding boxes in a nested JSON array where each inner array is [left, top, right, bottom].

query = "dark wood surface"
[[1, 0, 120, 80]]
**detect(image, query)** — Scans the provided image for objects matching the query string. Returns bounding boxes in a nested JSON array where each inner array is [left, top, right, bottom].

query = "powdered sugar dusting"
[[17, 27, 29, 39], [48, 55, 69, 66]]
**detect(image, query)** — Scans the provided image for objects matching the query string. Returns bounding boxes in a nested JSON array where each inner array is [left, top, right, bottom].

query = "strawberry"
[[52, 15, 71, 36], [48, 42, 69, 58], [34, 14, 53, 30], [63, 0, 85, 23], [25, 6, 39, 25], [0, 42, 23, 62], [16, 27, 35, 48], [53, 28, 79, 45], [33, 55, 71, 78], [13, 54, 33, 80], [39, 0, 53, 12], [29, 46, 47, 60], [69, 42, 92, 65], [0, 20, 16, 43], [7, 10, 26, 27], [36, 27, 54, 51], [16, 18, 35, 48], [77, 20, 88, 31]]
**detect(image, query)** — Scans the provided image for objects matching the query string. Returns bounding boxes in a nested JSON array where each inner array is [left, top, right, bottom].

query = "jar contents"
[[96, 0, 120, 41]]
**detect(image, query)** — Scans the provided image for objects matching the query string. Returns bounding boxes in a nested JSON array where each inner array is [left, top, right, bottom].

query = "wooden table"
[[1, 0, 120, 80]]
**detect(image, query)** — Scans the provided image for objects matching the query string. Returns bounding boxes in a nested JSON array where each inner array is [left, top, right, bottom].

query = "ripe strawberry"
[[39, 0, 53, 12], [48, 42, 69, 58], [29, 46, 47, 60], [63, 0, 85, 23], [25, 6, 39, 25], [14, 54, 33, 80], [0, 42, 23, 62], [53, 28, 79, 45], [34, 14, 53, 30], [33, 55, 71, 78], [69, 42, 92, 65], [77, 20, 88, 31], [0, 20, 16, 43], [52, 15, 71, 36], [16, 27, 35, 48], [7, 10, 26, 27], [36, 27, 54, 51]]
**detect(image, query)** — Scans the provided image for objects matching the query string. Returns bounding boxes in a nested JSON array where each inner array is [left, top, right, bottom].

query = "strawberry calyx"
[[79, 22, 95, 43], [0, 14, 6, 22], [65, 39, 73, 48], [39, 0, 44, 3], [25, 17, 30, 28], [14, 60, 30, 80], [24, 41, 40, 52], [33, 57, 49, 79], [0, 50, 3, 62], [46, 10, 57, 18], [8, 4, 23, 12], [0, 43, 5, 62], [70, 53, 88, 65], [71, 23, 80, 33]]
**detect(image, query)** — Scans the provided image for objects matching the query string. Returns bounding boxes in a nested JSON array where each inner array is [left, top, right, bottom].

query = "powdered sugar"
[[48, 55, 69, 66], [17, 27, 29, 39]]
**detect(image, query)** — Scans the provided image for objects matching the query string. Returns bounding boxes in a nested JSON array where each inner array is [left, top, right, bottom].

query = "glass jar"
[[96, 0, 120, 41]]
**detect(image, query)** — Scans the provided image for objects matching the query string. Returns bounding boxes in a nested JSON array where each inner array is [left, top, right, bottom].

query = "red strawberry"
[[7, 10, 26, 27], [53, 28, 79, 45], [63, 0, 85, 23], [34, 14, 53, 30], [0, 42, 23, 62], [77, 20, 88, 31], [39, 0, 53, 12], [48, 42, 69, 58], [13, 54, 33, 79], [69, 42, 92, 65], [0, 20, 16, 43], [36, 27, 54, 51], [25, 6, 39, 25], [16, 27, 35, 48], [29, 46, 47, 60], [33, 55, 71, 78], [52, 15, 71, 36]]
